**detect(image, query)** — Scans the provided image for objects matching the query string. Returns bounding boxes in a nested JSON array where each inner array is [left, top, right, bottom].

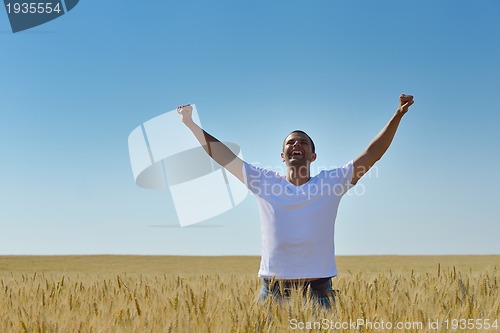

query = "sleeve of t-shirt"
[[325, 160, 355, 197], [242, 162, 277, 195]]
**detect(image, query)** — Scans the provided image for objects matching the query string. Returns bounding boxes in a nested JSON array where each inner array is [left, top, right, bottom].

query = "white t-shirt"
[[244, 161, 354, 279]]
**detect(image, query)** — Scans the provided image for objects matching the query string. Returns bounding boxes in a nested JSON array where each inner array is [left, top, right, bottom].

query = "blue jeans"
[[259, 277, 335, 309]]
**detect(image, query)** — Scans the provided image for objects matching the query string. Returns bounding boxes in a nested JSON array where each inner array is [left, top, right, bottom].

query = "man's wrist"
[[395, 108, 406, 117], [183, 119, 196, 128]]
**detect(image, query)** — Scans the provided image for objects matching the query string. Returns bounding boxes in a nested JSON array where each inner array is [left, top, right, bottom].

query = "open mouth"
[[290, 150, 303, 157]]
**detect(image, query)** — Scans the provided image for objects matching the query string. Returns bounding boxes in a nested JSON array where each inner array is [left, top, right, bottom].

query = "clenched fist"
[[397, 94, 414, 115], [177, 104, 194, 125]]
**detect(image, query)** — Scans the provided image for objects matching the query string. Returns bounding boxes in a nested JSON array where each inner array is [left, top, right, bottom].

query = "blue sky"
[[1, 0, 499, 255]]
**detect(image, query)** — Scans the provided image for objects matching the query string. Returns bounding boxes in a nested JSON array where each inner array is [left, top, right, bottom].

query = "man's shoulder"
[[244, 162, 283, 181], [314, 162, 354, 180], [245, 162, 278, 174]]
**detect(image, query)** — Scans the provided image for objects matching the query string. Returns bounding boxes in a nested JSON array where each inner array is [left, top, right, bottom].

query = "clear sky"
[[1, 0, 499, 256]]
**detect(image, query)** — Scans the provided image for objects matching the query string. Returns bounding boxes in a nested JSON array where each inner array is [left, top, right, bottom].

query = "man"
[[177, 94, 414, 308]]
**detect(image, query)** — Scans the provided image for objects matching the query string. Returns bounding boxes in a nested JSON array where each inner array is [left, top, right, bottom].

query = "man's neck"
[[286, 165, 311, 186]]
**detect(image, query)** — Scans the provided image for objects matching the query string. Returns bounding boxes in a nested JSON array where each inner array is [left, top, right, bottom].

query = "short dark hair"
[[282, 130, 316, 153]]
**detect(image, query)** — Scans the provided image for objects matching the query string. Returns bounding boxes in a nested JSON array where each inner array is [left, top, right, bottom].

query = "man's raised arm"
[[177, 104, 245, 183], [351, 94, 414, 185]]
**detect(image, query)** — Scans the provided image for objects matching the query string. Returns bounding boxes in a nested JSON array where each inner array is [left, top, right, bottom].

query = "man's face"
[[281, 132, 317, 165]]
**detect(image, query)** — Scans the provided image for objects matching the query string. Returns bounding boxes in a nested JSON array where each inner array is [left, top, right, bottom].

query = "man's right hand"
[[177, 104, 194, 125], [397, 94, 414, 115], [175, 103, 246, 183]]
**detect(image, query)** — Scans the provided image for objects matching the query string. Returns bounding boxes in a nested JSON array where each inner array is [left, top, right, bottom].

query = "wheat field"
[[0, 255, 498, 332]]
